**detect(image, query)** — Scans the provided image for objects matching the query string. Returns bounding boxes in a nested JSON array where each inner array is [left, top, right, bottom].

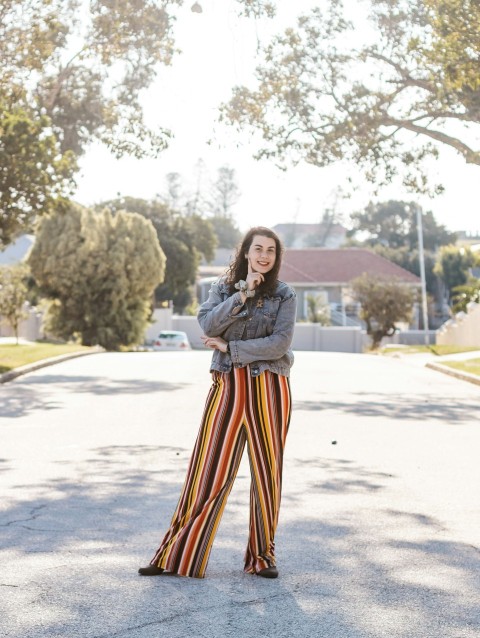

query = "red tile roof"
[[279, 248, 421, 285]]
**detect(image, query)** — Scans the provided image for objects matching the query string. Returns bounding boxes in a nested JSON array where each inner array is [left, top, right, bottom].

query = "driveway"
[[0, 351, 479, 638]]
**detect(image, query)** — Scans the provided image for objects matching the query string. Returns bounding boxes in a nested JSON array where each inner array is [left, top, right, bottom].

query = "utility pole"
[[416, 206, 430, 345]]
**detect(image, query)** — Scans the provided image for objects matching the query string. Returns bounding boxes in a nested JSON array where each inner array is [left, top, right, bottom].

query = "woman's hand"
[[201, 335, 228, 352], [246, 257, 264, 291]]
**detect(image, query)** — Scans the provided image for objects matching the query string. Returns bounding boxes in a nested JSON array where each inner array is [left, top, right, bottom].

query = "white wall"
[[0, 304, 43, 341], [144, 308, 173, 342], [171, 317, 365, 353], [172, 318, 437, 352], [291, 324, 364, 353], [172, 316, 205, 349], [436, 302, 480, 347]]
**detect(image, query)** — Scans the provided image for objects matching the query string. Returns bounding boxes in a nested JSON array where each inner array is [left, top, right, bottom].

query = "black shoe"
[[138, 564, 164, 576], [257, 566, 278, 579]]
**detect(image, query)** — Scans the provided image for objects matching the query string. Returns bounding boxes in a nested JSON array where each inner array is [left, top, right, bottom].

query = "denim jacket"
[[198, 278, 297, 377]]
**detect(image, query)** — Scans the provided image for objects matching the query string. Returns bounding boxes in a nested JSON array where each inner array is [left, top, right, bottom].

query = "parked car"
[[153, 330, 191, 351]]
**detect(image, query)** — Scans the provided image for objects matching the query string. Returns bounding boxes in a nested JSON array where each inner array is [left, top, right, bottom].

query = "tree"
[[164, 172, 183, 211], [28, 202, 165, 350], [161, 164, 242, 250], [348, 201, 456, 250], [0, 1, 271, 244], [184, 159, 208, 217], [347, 200, 455, 297], [222, 1, 480, 194], [0, 102, 76, 246], [210, 166, 241, 217], [1, 1, 274, 157], [373, 244, 438, 297], [309, 188, 347, 247], [210, 215, 242, 249], [351, 274, 416, 349], [98, 197, 217, 313], [306, 293, 330, 325], [186, 214, 217, 263], [434, 245, 476, 302], [0, 0, 176, 159], [451, 279, 480, 313], [208, 165, 242, 248], [0, 264, 29, 344]]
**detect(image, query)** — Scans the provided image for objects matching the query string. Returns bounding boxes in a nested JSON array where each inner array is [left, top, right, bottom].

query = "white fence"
[[291, 323, 364, 352], [0, 304, 43, 341], [171, 319, 367, 352], [436, 302, 480, 347], [2, 307, 442, 352]]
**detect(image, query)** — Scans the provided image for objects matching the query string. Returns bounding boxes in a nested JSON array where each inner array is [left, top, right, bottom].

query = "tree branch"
[[366, 50, 435, 93], [407, 110, 474, 123], [42, 47, 90, 113], [383, 117, 480, 164]]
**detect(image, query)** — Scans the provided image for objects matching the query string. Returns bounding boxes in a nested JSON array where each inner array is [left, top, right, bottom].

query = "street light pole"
[[416, 206, 430, 345]]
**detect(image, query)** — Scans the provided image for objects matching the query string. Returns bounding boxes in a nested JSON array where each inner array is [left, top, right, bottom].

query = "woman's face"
[[245, 235, 277, 274]]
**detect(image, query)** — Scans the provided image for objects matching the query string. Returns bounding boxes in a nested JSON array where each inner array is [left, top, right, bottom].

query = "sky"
[[73, 0, 480, 236]]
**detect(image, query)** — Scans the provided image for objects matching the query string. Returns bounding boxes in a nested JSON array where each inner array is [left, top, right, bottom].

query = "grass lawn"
[[441, 358, 480, 378], [0, 342, 94, 374], [379, 345, 480, 356]]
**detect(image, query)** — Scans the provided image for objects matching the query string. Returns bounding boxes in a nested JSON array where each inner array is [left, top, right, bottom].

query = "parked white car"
[[153, 330, 191, 351]]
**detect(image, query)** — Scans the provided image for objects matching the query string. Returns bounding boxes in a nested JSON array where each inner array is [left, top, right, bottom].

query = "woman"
[[139, 227, 296, 579]]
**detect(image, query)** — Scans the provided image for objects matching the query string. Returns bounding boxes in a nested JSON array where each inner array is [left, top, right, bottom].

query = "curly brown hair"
[[225, 227, 284, 297]]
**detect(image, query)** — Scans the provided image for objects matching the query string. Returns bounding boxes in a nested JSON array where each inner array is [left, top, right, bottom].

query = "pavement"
[[387, 348, 480, 386], [0, 350, 479, 638]]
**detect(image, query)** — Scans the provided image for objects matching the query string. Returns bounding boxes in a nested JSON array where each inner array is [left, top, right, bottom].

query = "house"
[[0, 234, 34, 265], [279, 248, 421, 323], [198, 247, 421, 326]]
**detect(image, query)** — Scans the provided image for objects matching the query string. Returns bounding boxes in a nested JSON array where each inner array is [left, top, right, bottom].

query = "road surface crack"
[[0, 503, 47, 527], [93, 591, 297, 638]]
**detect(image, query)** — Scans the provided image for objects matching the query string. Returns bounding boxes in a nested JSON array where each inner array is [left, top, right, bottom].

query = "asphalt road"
[[1, 350, 479, 638]]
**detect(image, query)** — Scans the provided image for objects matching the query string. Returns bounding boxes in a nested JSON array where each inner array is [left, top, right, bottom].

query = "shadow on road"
[[290, 457, 394, 493], [277, 516, 480, 636], [0, 458, 11, 473], [0, 377, 191, 418], [1, 448, 479, 638], [294, 393, 480, 423]]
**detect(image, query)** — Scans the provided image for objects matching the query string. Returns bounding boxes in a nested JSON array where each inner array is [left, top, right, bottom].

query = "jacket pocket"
[[262, 297, 281, 335]]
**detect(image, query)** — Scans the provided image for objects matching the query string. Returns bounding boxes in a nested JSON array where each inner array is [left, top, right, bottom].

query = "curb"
[[0, 349, 102, 384], [425, 362, 480, 387]]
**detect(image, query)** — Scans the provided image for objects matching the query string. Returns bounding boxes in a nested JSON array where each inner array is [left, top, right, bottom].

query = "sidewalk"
[[391, 348, 480, 386], [387, 346, 480, 364]]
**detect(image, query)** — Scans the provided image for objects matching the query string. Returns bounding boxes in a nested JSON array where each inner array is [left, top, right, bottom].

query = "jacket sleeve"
[[230, 290, 297, 365], [197, 281, 248, 337]]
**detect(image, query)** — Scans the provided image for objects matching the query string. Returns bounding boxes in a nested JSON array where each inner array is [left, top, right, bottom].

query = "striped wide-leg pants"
[[149, 365, 292, 578]]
